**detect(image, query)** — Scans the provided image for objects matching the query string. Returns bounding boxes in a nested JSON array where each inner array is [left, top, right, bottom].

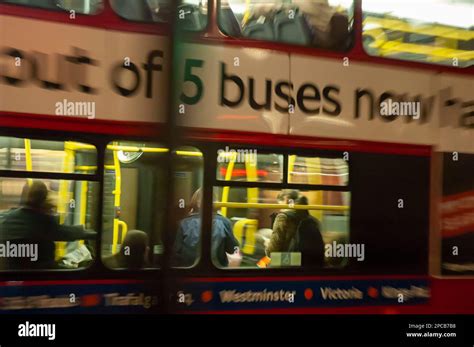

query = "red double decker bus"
[[169, 0, 474, 314]]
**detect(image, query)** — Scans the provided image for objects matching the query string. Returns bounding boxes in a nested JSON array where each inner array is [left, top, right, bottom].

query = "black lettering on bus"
[[66, 47, 97, 94], [220, 62, 244, 107], [1, 48, 27, 86], [297, 83, 321, 114], [248, 78, 272, 110], [355, 88, 374, 119], [322, 85, 341, 116], [142, 50, 163, 99], [461, 100, 474, 128], [112, 61, 141, 97], [419, 95, 435, 124], [274, 81, 295, 113], [32, 52, 63, 90], [181, 59, 204, 105]]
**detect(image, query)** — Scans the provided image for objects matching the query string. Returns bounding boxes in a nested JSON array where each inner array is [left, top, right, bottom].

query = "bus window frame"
[[109, 0, 170, 24], [215, 0, 356, 53], [360, 1, 473, 69], [175, 0, 212, 33], [208, 142, 352, 273], [0, 0, 167, 35], [0, 131, 101, 273], [0, 0, 105, 16], [187, 0, 473, 77], [101, 139, 171, 271]]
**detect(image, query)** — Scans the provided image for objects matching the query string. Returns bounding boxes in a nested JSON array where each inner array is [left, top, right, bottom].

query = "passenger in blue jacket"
[[172, 188, 239, 267]]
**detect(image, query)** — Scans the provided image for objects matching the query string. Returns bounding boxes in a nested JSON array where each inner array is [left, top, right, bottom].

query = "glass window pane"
[[171, 147, 204, 268], [212, 186, 350, 269], [101, 141, 168, 270], [220, 0, 354, 50], [362, 0, 474, 67], [110, 0, 170, 23], [0, 137, 97, 174], [177, 0, 209, 31], [2, 0, 104, 14], [288, 155, 348, 186], [0, 177, 98, 270], [216, 149, 283, 183], [441, 152, 474, 275]]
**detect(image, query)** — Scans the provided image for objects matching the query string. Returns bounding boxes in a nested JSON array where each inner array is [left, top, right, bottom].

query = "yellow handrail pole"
[[364, 16, 474, 41], [288, 154, 296, 183], [23, 139, 33, 187], [243, 0, 251, 25], [175, 150, 203, 157], [220, 152, 237, 217], [118, 221, 128, 243], [107, 145, 168, 153], [78, 181, 88, 246], [55, 145, 74, 260], [245, 152, 258, 206], [112, 146, 122, 254], [213, 202, 349, 212], [306, 157, 323, 221]]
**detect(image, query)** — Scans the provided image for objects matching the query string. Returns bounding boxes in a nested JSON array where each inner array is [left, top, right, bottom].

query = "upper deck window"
[[362, 0, 474, 68], [0, 137, 97, 175], [177, 0, 209, 32], [110, 0, 170, 23], [219, 0, 354, 51], [1, 0, 104, 15]]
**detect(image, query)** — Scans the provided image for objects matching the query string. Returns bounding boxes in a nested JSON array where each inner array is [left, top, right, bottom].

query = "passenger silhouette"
[[0, 181, 96, 269]]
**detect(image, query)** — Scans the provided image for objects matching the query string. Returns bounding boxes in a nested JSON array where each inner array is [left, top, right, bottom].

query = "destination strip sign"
[[172, 278, 430, 311]]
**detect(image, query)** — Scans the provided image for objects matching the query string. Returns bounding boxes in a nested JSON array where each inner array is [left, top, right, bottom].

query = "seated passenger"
[[266, 191, 324, 266], [266, 190, 301, 255], [0, 181, 96, 269], [293, 0, 350, 50], [103, 230, 149, 269], [172, 188, 240, 267]]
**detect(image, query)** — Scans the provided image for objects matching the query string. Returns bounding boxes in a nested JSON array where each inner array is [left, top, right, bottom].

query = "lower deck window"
[[213, 187, 350, 269]]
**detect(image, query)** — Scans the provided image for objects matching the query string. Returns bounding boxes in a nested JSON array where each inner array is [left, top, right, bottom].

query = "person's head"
[[295, 194, 310, 218], [277, 190, 300, 205], [23, 180, 54, 213], [119, 230, 149, 269], [189, 187, 203, 214]]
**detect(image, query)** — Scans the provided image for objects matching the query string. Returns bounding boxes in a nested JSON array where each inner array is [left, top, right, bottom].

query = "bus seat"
[[243, 19, 275, 41], [177, 4, 206, 32], [386, 52, 430, 63], [406, 33, 434, 45], [219, 6, 242, 37], [232, 219, 257, 255], [111, 0, 153, 22], [274, 10, 312, 45], [329, 12, 350, 50]]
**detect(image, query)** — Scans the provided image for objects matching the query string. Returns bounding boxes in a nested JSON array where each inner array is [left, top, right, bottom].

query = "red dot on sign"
[[304, 288, 313, 300], [81, 294, 101, 307], [368, 287, 379, 298], [201, 290, 213, 303]]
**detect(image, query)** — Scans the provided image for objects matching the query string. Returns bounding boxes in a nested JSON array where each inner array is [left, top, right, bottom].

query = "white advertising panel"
[[0, 15, 169, 123], [176, 43, 290, 134]]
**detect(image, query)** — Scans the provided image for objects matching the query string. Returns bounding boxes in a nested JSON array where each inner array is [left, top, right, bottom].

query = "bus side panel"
[[0, 15, 168, 124], [176, 43, 290, 135], [288, 56, 436, 145], [349, 152, 430, 274]]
